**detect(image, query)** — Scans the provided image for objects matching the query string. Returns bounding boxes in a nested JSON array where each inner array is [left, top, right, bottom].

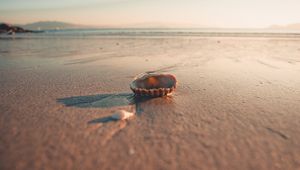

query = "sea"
[[1, 28, 300, 70], [1, 28, 300, 38]]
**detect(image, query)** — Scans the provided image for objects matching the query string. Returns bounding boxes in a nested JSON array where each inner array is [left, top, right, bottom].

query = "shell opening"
[[130, 74, 177, 90]]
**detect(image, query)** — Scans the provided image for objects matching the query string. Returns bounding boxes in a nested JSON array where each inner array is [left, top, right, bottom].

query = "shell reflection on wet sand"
[[111, 110, 135, 120]]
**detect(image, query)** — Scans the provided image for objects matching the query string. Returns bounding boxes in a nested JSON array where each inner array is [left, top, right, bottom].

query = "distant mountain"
[[22, 21, 88, 30], [21, 21, 208, 30], [269, 23, 300, 30]]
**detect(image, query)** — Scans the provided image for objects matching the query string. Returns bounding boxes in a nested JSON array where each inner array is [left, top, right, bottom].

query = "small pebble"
[[111, 110, 134, 120]]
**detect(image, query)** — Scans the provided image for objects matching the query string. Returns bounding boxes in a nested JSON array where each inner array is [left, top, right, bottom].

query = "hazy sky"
[[0, 0, 300, 28]]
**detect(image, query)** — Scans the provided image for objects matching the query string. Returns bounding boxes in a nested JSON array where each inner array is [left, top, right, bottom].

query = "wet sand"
[[1, 36, 300, 170]]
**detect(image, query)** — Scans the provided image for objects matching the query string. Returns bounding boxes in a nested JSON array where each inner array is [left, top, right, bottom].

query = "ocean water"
[[1, 28, 300, 70], [1, 28, 300, 38]]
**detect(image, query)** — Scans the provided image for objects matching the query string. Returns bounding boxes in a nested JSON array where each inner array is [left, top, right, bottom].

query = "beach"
[[1, 34, 300, 170]]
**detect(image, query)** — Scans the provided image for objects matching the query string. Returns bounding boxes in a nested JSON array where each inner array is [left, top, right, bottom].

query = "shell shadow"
[[57, 92, 157, 109], [57, 92, 174, 124], [57, 92, 158, 123], [57, 93, 134, 108], [88, 116, 117, 124]]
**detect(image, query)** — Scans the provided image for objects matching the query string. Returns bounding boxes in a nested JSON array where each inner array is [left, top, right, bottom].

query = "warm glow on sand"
[[1, 0, 300, 27], [1, 1, 300, 169]]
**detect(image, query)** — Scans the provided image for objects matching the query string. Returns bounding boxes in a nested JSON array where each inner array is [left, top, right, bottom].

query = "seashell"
[[130, 73, 177, 97], [111, 110, 134, 120]]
